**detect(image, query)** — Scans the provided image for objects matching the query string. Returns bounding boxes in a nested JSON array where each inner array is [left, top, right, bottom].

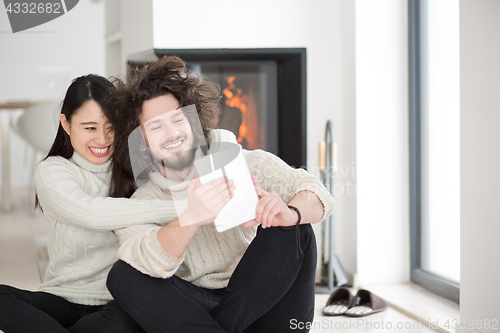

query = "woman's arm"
[[35, 158, 178, 231], [115, 223, 186, 279]]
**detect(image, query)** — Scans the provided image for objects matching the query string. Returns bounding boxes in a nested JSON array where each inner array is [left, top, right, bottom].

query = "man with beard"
[[106, 56, 335, 333]]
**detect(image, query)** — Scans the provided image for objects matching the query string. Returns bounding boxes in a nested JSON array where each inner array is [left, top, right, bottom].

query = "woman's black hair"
[[35, 74, 116, 209]]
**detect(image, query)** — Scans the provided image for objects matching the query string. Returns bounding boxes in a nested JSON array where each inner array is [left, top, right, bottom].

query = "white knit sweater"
[[116, 130, 335, 290], [34, 151, 183, 305]]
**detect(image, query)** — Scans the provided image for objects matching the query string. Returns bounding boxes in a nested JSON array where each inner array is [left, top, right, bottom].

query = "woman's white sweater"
[[34, 151, 181, 305], [115, 130, 336, 290]]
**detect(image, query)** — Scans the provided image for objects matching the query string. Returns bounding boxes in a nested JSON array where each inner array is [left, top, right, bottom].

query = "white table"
[[0, 101, 32, 212]]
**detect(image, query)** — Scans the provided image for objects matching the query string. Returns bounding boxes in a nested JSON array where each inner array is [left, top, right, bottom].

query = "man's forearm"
[[287, 190, 324, 224]]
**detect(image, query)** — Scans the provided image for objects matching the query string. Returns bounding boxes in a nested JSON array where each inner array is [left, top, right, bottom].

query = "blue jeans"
[[107, 224, 317, 333]]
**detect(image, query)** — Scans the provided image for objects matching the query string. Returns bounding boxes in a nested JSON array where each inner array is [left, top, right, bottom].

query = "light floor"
[[0, 191, 436, 332]]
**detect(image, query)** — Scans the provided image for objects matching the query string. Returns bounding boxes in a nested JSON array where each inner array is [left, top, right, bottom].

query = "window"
[[409, 0, 460, 303]]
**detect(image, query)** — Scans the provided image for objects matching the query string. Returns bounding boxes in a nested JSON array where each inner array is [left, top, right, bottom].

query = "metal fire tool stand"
[[317, 120, 348, 293]]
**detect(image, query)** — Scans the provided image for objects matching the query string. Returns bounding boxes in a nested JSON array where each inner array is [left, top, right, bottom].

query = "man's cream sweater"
[[116, 130, 335, 290], [34, 151, 181, 305]]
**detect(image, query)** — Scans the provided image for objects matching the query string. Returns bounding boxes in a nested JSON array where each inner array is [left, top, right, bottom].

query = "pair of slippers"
[[323, 287, 388, 317]]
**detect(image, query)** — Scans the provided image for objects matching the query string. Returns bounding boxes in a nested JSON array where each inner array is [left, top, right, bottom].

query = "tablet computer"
[[194, 144, 258, 232]]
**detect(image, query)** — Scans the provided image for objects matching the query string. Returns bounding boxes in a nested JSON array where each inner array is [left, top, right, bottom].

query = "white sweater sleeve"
[[34, 158, 179, 231], [115, 224, 184, 279], [244, 149, 335, 221]]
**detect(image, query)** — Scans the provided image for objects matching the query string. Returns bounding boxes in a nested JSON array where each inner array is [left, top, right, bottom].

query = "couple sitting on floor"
[[0, 56, 334, 333]]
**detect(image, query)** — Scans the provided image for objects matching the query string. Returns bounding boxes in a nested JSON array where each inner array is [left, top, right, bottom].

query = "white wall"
[[458, 0, 500, 331], [355, 0, 410, 284], [105, 0, 154, 77], [0, 0, 105, 188], [121, 0, 153, 69]]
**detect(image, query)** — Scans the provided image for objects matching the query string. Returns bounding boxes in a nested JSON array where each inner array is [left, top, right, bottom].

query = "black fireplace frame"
[[151, 48, 307, 169]]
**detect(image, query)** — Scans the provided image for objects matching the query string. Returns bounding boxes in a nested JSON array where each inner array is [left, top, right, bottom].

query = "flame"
[[222, 76, 262, 149], [222, 77, 246, 144]]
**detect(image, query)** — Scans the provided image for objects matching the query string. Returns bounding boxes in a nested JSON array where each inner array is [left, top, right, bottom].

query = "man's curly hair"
[[107, 55, 221, 198]]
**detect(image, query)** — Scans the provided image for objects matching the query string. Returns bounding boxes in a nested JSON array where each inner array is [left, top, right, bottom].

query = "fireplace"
[[131, 48, 307, 168]]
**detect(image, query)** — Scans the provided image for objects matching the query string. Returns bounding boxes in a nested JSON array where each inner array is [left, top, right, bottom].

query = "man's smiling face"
[[140, 94, 195, 172]]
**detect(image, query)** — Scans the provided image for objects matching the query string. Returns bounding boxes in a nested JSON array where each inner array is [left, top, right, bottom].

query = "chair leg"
[[20, 144, 32, 206], [26, 149, 39, 217]]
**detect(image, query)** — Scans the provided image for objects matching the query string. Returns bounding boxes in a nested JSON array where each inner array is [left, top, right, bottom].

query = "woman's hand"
[[243, 175, 297, 228], [182, 173, 235, 227]]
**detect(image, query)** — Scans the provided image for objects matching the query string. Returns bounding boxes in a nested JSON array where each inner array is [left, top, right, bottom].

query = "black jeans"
[[107, 224, 317, 333], [0, 284, 143, 333]]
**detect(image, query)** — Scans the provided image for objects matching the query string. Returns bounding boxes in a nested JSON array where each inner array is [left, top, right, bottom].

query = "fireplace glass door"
[[190, 61, 278, 155]]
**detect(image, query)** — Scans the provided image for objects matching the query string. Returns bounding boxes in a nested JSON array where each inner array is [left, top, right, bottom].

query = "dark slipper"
[[323, 287, 354, 316], [345, 289, 388, 317]]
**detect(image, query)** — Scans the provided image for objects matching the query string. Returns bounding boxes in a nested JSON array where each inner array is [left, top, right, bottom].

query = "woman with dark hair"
[[0, 74, 187, 333]]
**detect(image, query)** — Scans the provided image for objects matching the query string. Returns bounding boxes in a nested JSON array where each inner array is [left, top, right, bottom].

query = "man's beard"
[[158, 148, 196, 171], [152, 135, 196, 172]]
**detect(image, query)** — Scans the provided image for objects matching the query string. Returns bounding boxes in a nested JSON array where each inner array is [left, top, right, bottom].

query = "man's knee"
[[258, 224, 315, 247], [107, 261, 175, 302], [107, 260, 134, 297], [301, 224, 316, 248]]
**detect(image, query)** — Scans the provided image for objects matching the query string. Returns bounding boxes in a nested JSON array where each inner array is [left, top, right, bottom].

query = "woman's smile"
[[89, 145, 111, 156]]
